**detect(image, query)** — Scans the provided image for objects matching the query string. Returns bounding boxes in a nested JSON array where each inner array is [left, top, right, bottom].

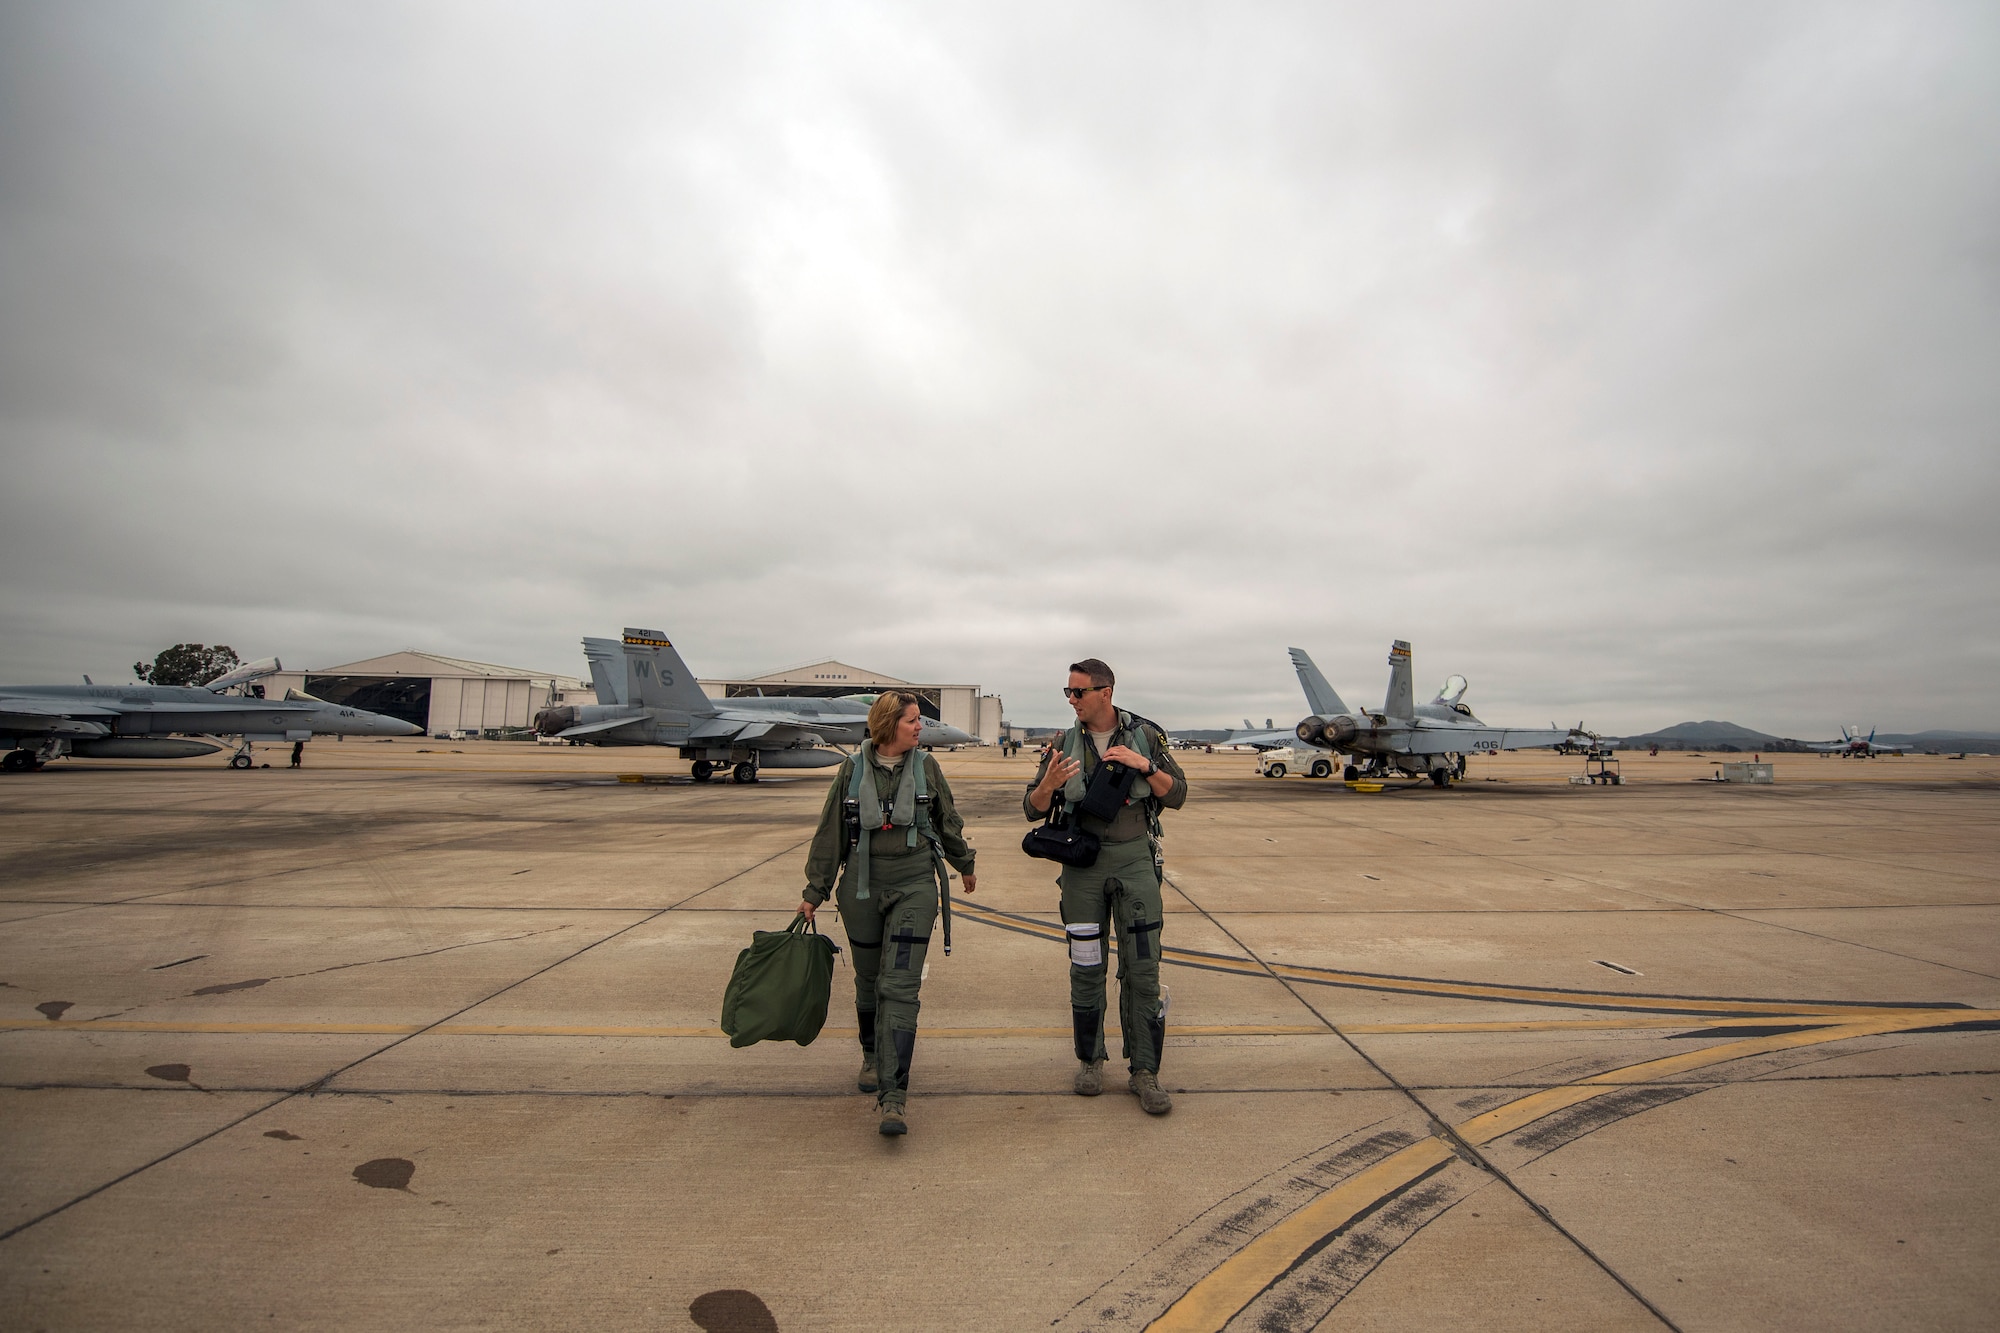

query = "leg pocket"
[[1065, 922, 1104, 968]]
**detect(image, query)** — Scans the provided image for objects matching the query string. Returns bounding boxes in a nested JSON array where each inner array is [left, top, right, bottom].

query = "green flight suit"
[[804, 748, 975, 1108], [1023, 710, 1187, 1075]]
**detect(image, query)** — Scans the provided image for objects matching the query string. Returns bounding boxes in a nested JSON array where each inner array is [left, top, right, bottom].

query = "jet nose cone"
[[389, 718, 423, 736]]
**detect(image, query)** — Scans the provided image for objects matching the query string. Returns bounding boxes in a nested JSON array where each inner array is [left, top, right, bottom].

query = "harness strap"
[[845, 743, 950, 904]]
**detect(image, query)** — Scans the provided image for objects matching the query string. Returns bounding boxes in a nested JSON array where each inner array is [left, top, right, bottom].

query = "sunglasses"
[[1063, 685, 1109, 700]]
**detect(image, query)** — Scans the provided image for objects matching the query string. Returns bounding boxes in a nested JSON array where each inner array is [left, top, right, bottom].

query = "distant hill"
[[1619, 720, 1780, 746]]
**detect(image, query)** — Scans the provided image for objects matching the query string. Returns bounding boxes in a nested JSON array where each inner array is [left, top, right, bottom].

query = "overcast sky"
[[2, 2, 1994, 733]]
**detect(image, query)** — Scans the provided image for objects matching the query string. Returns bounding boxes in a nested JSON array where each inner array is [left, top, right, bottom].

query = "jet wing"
[[689, 716, 829, 749], [0, 709, 114, 738], [1218, 729, 1301, 751], [557, 716, 653, 740], [0, 698, 121, 718], [1399, 725, 1578, 755]]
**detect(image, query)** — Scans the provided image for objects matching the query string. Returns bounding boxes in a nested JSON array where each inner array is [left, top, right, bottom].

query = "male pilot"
[[1024, 658, 1186, 1114]]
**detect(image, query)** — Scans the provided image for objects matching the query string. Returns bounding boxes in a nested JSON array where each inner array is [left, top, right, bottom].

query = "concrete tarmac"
[[2, 741, 1996, 1330]]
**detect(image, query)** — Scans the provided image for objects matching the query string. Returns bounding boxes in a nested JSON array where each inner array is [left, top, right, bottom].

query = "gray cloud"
[[3, 1, 1995, 734]]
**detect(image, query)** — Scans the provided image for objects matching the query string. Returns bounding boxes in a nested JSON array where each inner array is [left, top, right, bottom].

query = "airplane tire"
[[691, 761, 713, 782], [230, 753, 253, 770], [1343, 765, 1358, 781], [733, 763, 758, 784], [1, 751, 30, 772], [1431, 769, 1448, 788], [1311, 760, 1331, 778]]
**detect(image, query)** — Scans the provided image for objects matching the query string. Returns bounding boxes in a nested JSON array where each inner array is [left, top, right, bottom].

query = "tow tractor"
[[1257, 747, 1335, 779]]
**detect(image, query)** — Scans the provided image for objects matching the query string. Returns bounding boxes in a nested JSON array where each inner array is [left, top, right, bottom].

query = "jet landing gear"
[[1430, 755, 1467, 788], [689, 758, 759, 783], [2, 750, 37, 773]]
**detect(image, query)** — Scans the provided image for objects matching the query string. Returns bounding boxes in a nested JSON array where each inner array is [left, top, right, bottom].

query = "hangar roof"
[[312, 650, 585, 690], [738, 659, 912, 687]]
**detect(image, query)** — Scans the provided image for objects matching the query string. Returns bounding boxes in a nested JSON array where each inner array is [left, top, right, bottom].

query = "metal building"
[[262, 652, 590, 738], [698, 659, 1003, 745]]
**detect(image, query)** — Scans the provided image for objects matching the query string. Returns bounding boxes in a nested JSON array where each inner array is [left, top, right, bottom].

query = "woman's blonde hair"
[[867, 691, 919, 749]]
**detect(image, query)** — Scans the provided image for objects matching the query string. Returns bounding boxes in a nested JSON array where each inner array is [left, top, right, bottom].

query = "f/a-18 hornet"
[[532, 628, 975, 782], [1807, 726, 1907, 758], [1290, 640, 1591, 786], [1, 658, 421, 772]]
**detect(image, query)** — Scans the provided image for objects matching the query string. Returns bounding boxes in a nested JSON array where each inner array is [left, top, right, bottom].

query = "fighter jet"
[[1807, 726, 1908, 758], [1290, 641, 1590, 786], [1, 658, 421, 771], [532, 628, 975, 782], [1217, 718, 1295, 751]]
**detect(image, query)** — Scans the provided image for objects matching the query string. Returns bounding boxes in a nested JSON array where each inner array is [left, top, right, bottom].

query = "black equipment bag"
[[1021, 794, 1100, 867], [1077, 759, 1139, 822]]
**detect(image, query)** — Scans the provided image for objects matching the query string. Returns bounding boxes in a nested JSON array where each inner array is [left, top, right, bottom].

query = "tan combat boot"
[[877, 1104, 907, 1136], [1129, 1069, 1172, 1115], [858, 1056, 879, 1094], [1074, 1059, 1106, 1096]]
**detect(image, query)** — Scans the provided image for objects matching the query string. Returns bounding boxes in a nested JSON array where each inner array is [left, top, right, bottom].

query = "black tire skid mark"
[[1077, 1072, 1746, 1331], [1049, 1122, 1422, 1330], [1230, 1167, 1476, 1333], [1507, 1085, 1701, 1156]]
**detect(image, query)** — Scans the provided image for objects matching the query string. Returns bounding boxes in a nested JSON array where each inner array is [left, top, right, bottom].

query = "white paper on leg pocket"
[[1066, 923, 1104, 968]]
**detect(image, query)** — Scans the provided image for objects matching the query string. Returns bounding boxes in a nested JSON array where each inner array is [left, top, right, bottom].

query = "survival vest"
[[1058, 710, 1165, 837], [840, 742, 946, 900]]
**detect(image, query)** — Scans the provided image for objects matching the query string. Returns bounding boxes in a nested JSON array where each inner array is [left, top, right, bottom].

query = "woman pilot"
[[798, 691, 976, 1136]]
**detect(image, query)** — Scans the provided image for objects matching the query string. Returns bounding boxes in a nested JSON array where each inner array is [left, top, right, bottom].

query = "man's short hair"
[[1069, 658, 1115, 689]]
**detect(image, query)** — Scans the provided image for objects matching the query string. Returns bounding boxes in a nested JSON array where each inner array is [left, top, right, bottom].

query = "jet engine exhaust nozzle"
[[1303, 715, 1359, 747], [534, 706, 577, 737]]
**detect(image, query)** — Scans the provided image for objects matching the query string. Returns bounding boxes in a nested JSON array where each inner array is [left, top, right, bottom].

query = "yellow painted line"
[[0, 1019, 1333, 1040], [958, 902, 1920, 1018], [0, 1020, 422, 1035], [1340, 1015, 1844, 1035], [1147, 1006, 1993, 1330], [1146, 1138, 1457, 1333]]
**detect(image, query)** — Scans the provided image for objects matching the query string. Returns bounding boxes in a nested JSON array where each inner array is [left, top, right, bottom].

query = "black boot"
[[890, 1028, 916, 1097], [1072, 1007, 1106, 1095], [857, 1008, 878, 1093]]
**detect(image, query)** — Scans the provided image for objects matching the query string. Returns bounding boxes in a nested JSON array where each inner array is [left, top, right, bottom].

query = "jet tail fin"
[[1383, 640, 1415, 718], [618, 628, 713, 715], [1288, 648, 1349, 717], [583, 638, 626, 705]]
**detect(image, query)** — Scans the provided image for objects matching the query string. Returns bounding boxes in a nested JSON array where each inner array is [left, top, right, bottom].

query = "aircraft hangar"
[[260, 651, 592, 738], [255, 649, 1002, 744], [700, 658, 1004, 745]]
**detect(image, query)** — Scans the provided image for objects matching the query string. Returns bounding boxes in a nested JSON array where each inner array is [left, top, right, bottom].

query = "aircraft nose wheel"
[[230, 753, 253, 770], [690, 760, 714, 783], [732, 763, 759, 784]]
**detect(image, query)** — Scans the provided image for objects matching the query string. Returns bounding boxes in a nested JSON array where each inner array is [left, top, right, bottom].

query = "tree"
[[133, 644, 242, 688]]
